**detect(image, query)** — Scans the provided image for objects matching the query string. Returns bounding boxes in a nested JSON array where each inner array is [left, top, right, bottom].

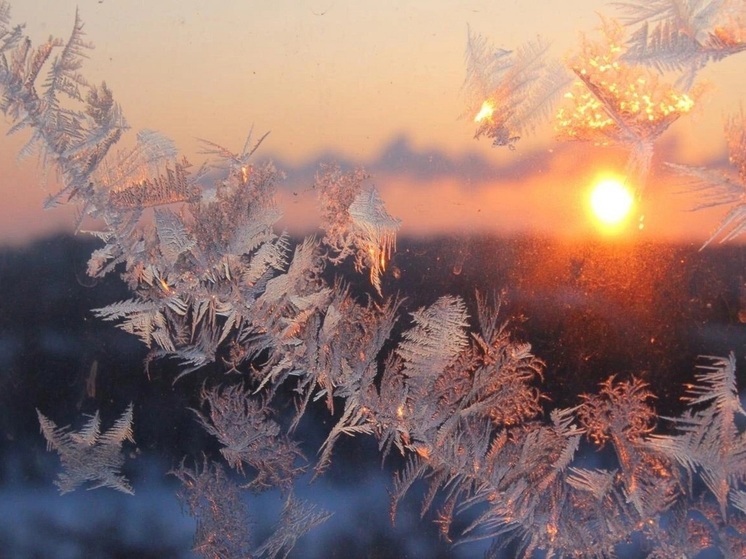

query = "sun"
[[589, 178, 635, 230]]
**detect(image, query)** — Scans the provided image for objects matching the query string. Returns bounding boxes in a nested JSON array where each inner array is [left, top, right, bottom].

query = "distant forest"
[[3, 232, 745, 458]]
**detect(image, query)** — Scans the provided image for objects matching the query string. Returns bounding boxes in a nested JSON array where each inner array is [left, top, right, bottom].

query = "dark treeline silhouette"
[[3, 233, 744, 457]]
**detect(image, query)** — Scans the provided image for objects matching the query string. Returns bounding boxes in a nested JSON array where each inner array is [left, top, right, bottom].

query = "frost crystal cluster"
[[2, 1, 746, 557]]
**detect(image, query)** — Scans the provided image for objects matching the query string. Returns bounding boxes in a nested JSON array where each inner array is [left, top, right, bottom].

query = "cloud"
[[264, 133, 576, 189], [267, 132, 729, 242], [269, 135, 611, 237], [0, 127, 730, 247]]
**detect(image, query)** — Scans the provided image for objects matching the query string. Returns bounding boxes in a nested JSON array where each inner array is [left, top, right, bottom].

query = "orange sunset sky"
[[1, 0, 745, 245]]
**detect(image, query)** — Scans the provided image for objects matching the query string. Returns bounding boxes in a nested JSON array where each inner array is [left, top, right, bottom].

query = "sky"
[[1, 0, 745, 245]]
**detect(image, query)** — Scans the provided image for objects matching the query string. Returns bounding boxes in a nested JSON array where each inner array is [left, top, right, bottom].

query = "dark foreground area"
[[0, 233, 744, 558]]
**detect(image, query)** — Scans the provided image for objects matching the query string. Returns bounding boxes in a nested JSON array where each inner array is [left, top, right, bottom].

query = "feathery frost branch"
[[670, 108, 746, 246], [37, 404, 135, 495], [464, 28, 572, 148]]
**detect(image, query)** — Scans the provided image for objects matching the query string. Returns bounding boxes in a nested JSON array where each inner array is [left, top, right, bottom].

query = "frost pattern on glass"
[[464, 2, 744, 193], [669, 109, 746, 246], [2, 0, 746, 557], [191, 384, 305, 491], [614, 0, 746, 88], [37, 404, 134, 495], [172, 459, 332, 559], [171, 461, 255, 559], [464, 29, 572, 149], [315, 163, 400, 295]]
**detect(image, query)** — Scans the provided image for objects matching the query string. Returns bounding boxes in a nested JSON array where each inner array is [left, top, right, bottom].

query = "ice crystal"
[[647, 353, 746, 519], [464, 28, 572, 148], [670, 108, 746, 246], [556, 19, 697, 188], [615, 0, 746, 88], [171, 460, 255, 559], [172, 460, 331, 559], [191, 384, 305, 491], [37, 404, 135, 494], [315, 164, 400, 295]]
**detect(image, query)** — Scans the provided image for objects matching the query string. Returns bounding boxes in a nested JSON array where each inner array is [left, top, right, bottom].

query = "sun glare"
[[589, 178, 634, 230], [474, 100, 495, 123]]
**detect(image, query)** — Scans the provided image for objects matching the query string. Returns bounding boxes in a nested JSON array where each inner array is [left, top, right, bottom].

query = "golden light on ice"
[[589, 178, 634, 229], [474, 100, 495, 123]]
